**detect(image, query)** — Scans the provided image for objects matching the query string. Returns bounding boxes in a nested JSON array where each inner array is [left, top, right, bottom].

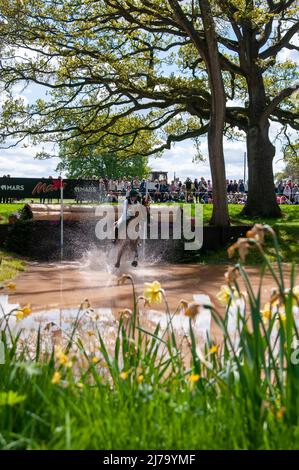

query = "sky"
[[0, 49, 296, 182]]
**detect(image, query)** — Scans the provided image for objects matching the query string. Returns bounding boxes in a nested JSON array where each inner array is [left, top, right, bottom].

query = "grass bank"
[[198, 205, 299, 264], [0, 250, 26, 284], [0, 204, 24, 224]]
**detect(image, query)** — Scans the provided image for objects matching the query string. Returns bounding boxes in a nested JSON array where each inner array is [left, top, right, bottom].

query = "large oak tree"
[[0, 0, 298, 219]]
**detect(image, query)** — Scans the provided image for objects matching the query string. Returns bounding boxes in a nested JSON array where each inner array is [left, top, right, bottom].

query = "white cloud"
[[0, 146, 60, 177], [0, 126, 287, 181], [151, 137, 244, 181]]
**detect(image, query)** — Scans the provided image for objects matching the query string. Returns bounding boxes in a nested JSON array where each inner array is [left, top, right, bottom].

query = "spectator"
[[239, 180, 245, 193]]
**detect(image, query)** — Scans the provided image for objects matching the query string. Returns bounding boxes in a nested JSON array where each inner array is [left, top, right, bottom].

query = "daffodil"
[[261, 303, 272, 321], [143, 281, 164, 305], [185, 304, 200, 318], [5, 282, 16, 291], [270, 289, 280, 307], [216, 285, 231, 306], [119, 371, 129, 380], [189, 373, 200, 383], [80, 298, 90, 310], [15, 304, 32, 321], [16, 310, 25, 320], [227, 238, 251, 261], [22, 304, 31, 316], [55, 346, 72, 368], [92, 356, 98, 364], [136, 296, 150, 307], [224, 266, 239, 284], [137, 374, 144, 384], [180, 300, 201, 318], [51, 371, 61, 385], [209, 345, 219, 354], [118, 308, 133, 319], [246, 224, 265, 243]]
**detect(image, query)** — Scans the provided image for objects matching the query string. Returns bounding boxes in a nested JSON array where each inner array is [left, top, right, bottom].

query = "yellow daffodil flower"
[[143, 280, 164, 305], [55, 346, 72, 368], [189, 373, 200, 383], [216, 285, 231, 306], [15, 304, 32, 321], [51, 371, 61, 385], [261, 303, 272, 321], [22, 304, 31, 316], [16, 310, 25, 321], [119, 371, 129, 380], [209, 345, 219, 354]]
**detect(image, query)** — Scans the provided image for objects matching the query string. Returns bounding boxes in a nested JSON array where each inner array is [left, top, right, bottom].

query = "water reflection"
[[0, 294, 213, 359]]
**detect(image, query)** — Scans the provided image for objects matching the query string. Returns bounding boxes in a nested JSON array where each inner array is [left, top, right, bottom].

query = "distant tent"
[[150, 171, 168, 182]]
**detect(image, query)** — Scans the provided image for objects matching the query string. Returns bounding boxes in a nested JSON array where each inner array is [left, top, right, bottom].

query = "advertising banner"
[[0, 177, 102, 200]]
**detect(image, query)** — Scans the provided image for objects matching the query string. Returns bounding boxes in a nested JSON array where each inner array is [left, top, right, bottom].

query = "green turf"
[[0, 250, 26, 284], [199, 205, 299, 264], [0, 204, 25, 224]]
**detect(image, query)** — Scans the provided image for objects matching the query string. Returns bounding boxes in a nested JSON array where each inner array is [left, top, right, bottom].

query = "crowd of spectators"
[[102, 176, 299, 205], [99, 176, 248, 204], [1, 173, 299, 205], [275, 180, 299, 204]]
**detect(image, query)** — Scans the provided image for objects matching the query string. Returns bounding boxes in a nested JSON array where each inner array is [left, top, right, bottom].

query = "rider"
[[113, 188, 142, 268]]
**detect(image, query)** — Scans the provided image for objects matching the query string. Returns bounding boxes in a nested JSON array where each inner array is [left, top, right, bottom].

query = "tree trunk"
[[208, 104, 230, 226], [242, 121, 281, 217], [170, 0, 229, 226], [242, 28, 281, 218], [199, 0, 230, 226]]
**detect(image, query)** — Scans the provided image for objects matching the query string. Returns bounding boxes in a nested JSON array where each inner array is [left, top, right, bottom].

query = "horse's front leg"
[[130, 237, 139, 267]]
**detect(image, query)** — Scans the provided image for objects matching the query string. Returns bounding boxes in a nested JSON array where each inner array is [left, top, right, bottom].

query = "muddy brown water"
[[2, 253, 296, 357], [8, 254, 291, 313]]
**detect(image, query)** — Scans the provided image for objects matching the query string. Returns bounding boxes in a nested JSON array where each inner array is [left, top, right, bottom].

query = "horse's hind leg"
[[115, 241, 126, 268]]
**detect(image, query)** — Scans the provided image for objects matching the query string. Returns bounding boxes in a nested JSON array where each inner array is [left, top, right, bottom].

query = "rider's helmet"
[[129, 189, 139, 197]]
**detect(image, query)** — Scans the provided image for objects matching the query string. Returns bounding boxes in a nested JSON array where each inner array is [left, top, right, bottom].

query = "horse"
[[114, 196, 150, 269]]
